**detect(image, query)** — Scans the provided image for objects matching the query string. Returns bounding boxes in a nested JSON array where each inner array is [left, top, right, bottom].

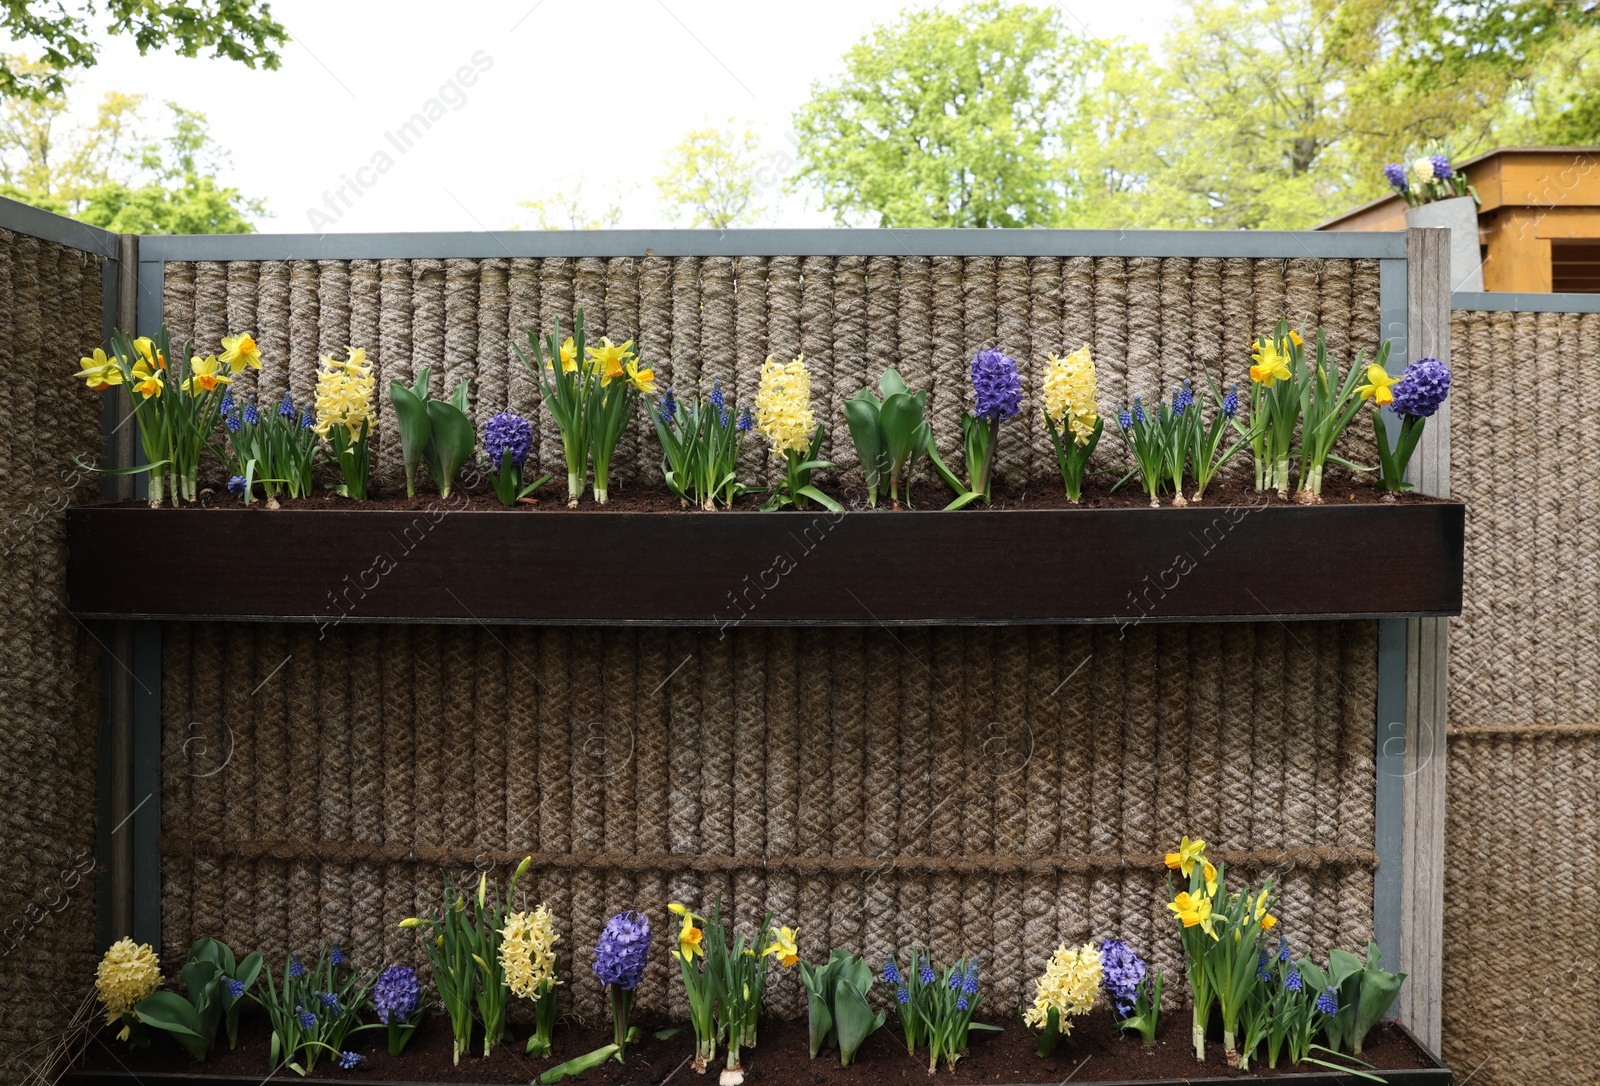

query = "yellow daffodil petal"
[[219, 333, 262, 373]]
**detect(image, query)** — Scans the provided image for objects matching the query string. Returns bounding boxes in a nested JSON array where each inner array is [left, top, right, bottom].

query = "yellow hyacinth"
[[96, 938, 160, 1032], [754, 354, 816, 457], [314, 346, 376, 442], [219, 333, 262, 373], [499, 904, 561, 1000], [1040, 345, 1099, 446], [1022, 943, 1101, 1036]]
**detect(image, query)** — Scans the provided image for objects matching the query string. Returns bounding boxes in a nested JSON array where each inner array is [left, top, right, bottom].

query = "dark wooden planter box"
[[65, 501, 1464, 627]]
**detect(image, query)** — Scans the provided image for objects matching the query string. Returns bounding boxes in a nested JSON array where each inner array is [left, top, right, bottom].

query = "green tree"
[[0, 0, 285, 100], [792, 0, 1100, 227], [655, 119, 766, 228], [0, 57, 265, 233], [515, 175, 625, 230]]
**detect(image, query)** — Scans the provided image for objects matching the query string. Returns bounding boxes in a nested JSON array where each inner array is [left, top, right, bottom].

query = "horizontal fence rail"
[[1451, 290, 1600, 312]]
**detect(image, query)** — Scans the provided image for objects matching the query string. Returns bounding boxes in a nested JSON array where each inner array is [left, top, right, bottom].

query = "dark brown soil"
[[77, 1007, 1436, 1083], [107, 472, 1442, 514]]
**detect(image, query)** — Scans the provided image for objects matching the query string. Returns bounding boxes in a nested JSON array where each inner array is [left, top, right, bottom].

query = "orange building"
[[1318, 146, 1600, 292]]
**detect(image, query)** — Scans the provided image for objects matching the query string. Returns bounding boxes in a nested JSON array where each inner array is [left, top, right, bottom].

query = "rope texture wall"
[[158, 255, 1383, 492], [0, 230, 105, 1077], [1443, 307, 1600, 1086], [159, 622, 1379, 1021], [154, 255, 1386, 1020]]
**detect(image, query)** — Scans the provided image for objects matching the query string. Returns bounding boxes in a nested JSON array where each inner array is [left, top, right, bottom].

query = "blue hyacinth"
[[1383, 162, 1408, 192], [1430, 153, 1452, 180], [882, 958, 900, 985], [278, 390, 295, 418], [1316, 987, 1339, 1015], [338, 1051, 363, 1070]]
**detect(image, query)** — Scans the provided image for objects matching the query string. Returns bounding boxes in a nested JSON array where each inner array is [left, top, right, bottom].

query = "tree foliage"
[[0, 0, 285, 100], [515, 176, 625, 230], [655, 119, 766, 228]]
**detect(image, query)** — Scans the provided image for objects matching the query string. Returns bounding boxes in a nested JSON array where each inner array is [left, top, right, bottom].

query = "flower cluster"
[[593, 910, 651, 990], [1390, 357, 1451, 419], [970, 349, 1022, 420], [1098, 939, 1147, 1018], [95, 938, 160, 1024], [500, 904, 561, 999], [313, 347, 375, 442], [1040, 346, 1098, 446], [372, 964, 420, 1025], [1385, 150, 1474, 207], [1022, 943, 1101, 1036], [754, 355, 818, 457], [484, 412, 534, 468]]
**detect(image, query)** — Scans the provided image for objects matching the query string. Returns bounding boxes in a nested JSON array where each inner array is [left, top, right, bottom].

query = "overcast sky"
[[21, 0, 1182, 233]]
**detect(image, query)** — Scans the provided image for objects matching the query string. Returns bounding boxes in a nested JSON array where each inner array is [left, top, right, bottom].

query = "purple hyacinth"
[[1284, 967, 1303, 993], [1222, 383, 1240, 419], [484, 412, 534, 468], [659, 388, 677, 423], [882, 958, 900, 985], [373, 965, 420, 1025], [278, 390, 296, 418], [737, 405, 753, 432], [593, 910, 651, 990], [226, 978, 246, 999], [1390, 357, 1451, 419], [1316, 987, 1339, 1015], [1384, 163, 1408, 192], [1099, 939, 1148, 1018], [338, 1051, 363, 1070], [243, 398, 259, 426], [289, 954, 305, 978], [970, 349, 1022, 421], [1430, 154, 1452, 180]]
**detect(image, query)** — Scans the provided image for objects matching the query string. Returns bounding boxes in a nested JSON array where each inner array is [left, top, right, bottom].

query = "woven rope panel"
[[160, 622, 1379, 1020], [1441, 308, 1600, 1086], [160, 255, 1384, 490], [0, 230, 105, 1077]]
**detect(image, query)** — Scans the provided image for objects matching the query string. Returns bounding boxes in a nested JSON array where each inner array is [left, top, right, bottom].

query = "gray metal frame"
[[1451, 290, 1600, 313]]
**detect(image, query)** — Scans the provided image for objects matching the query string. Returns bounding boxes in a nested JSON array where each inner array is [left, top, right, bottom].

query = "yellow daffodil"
[[1203, 859, 1218, 898], [74, 349, 122, 390], [1249, 340, 1291, 387], [219, 333, 262, 373], [1254, 887, 1277, 931], [1164, 835, 1207, 878], [130, 358, 163, 399], [181, 354, 231, 394], [623, 359, 656, 394], [668, 903, 688, 916], [586, 337, 636, 384], [1356, 363, 1397, 405], [1288, 329, 1304, 348], [1167, 891, 1218, 940], [677, 915, 705, 962], [552, 336, 578, 373], [762, 925, 800, 968], [132, 337, 164, 371]]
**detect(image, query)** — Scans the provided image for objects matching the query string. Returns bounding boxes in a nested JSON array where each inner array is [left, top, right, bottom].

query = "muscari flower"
[[1278, 941, 1291, 962], [226, 978, 246, 999], [896, 986, 910, 1005], [1098, 939, 1147, 1018], [1384, 163, 1409, 192], [754, 355, 818, 457], [321, 991, 341, 1012], [278, 390, 296, 418], [96, 938, 161, 1032], [297, 1007, 317, 1029], [1316, 987, 1339, 1015], [1390, 357, 1451, 419], [1257, 953, 1272, 982], [1284, 967, 1303, 992], [338, 1051, 363, 1069], [1173, 379, 1194, 416], [219, 389, 235, 416], [300, 409, 314, 430], [1133, 397, 1146, 424], [228, 475, 247, 495], [957, 995, 969, 1011], [501, 904, 561, 998], [659, 388, 677, 423], [882, 958, 900, 985], [1222, 383, 1240, 418], [243, 399, 259, 425], [372, 965, 421, 1025], [220, 333, 262, 373], [1040, 345, 1099, 446], [970, 349, 1022, 421], [710, 380, 725, 412], [593, 910, 651, 990], [289, 954, 305, 978], [962, 961, 979, 995], [737, 404, 753, 432], [1022, 944, 1101, 1037], [1119, 407, 1133, 430], [485, 412, 534, 469], [226, 411, 242, 434], [331, 941, 345, 967], [919, 958, 935, 986]]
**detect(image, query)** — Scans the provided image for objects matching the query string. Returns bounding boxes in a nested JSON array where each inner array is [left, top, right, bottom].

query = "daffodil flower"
[[132, 336, 163, 370], [220, 333, 262, 373], [1288, 330, 1304, 347], [130, 359, 164, 399], [1203, 859, 1218, 898], [552, 336, 578, 373], [181, 354, 232, 394], [74, 349, 122, 390], [586, 337, 635, 384], [1356, 363, 1397, 405], [1164, 835, 1207, 878], [1253, 887, 1277, 931], [624, 359, 655, 394], [676, 915, 704, 962], [1167, 891, 1218, 940], [762, 926, 800, 967], [1249, 340, 1290, 386]]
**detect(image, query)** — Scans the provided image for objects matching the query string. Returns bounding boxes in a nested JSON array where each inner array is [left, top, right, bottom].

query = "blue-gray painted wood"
[[0, 194, 118, 257], [1450, 290, 1600, 313], [1373, 617, 1408, 980], [131, 622, 161, 951], [137, 227, 1408, 262]]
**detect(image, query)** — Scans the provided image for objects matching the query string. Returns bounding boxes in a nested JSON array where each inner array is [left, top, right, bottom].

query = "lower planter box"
[[66, 1014, 1450, 1085], [65, 501, 1464, 626]]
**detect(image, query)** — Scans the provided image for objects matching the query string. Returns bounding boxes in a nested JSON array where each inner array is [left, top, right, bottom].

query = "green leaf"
[[135, 991, 210, 1062], [879, 367, 908, 397], [425, 400, 476, 498], [842, 391, 883, 498], [879, 391, 925, 467], [388, 380, 432, 498], [832, 979, 885, 1066], [539, 1043, 621, 1083], [804, 983, 835, 1058], [797, 485, 844, 512]]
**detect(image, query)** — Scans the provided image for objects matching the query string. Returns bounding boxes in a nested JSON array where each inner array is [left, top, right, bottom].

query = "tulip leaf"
[[879, 366, 908, 398], [842, 391, 883, 501], [832, 978, 885, 1067], [389, 380, 433, 498], [539, 1042, 620, 1083], [797, 485, 844, 512], [135, 991, 210, 1062], [425, 400, 475, 498]]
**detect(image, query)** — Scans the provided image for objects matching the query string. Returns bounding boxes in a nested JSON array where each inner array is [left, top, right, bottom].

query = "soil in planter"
[[78, 1007, 1435, 1083], [116, 472, 1443, 514]]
